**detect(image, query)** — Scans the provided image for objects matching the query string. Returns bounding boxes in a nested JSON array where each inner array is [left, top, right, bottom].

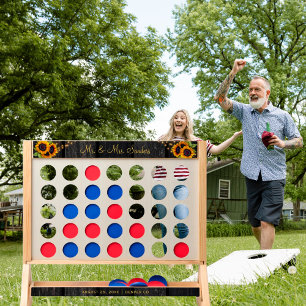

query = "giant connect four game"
[[21, 140, 209, 305]]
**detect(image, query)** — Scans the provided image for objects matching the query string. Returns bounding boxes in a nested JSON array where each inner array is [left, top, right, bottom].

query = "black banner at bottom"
[[31, 286, 199, 297]]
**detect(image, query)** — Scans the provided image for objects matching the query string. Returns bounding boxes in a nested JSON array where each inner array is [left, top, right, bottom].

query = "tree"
[[169, 0, 305, 218], [285, 126, 306, 221], [0, 0, 172, 186], [170, 0, 304, 114]]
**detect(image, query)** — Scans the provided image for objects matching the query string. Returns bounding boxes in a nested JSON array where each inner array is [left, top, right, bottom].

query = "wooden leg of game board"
[[20, 264, 32, 306], [196, 264, 210, 306]]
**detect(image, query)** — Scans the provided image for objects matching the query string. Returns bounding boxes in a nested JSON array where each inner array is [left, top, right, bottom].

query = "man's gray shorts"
[[245, 173, 286, 227]]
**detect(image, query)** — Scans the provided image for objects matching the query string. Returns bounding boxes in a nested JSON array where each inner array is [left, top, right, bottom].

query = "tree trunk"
[[292, 199, 301, 222]]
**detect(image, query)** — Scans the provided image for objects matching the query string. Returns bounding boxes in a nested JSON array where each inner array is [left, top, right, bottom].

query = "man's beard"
[[249, 96, 266, 109]]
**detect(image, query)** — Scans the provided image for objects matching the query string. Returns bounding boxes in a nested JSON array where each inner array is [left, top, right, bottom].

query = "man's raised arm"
[[214, 59, 246, 113]]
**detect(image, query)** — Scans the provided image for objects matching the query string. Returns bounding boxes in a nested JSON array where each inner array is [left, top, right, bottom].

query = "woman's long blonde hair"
[[158, 109, 197, 141]]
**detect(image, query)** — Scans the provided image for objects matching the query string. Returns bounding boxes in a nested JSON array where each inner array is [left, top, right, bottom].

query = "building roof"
[[4, 188, 23, 196], [283, 201, 306, 210], [207, 159, 236, 174]]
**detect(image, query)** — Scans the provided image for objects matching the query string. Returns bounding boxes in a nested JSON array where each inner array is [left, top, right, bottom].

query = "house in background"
[[4, 188, 23, 206], [282, 200, 306, 220], [207, 160, 247, 223], [0, 188, 23, 240]]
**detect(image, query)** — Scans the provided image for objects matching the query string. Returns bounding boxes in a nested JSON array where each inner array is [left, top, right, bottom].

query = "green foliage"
[[170, 0, 305, 115], [285, 126, 306, 199], [40, 204, 56, 219], [129, 165, 144, 180], [194, 116, 243, 160], [0, 0, 172, 186], [129, 184, 145, 200], [207, 219, 306, 237], [207, 222, 253, 237], [62, 165, 78, 181], [40, 165, 56, 181], [106, 165, 122, 180], [0, 230, 22, 241], [0, 142, 23, 187], [277, 218, 306, 231]]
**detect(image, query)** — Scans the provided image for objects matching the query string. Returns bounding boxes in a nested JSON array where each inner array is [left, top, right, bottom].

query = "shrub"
[[207, 223, 253, 237], [277, 218, 306, 231], [0, 230, 23, 241], [207, 218, 306, 237]]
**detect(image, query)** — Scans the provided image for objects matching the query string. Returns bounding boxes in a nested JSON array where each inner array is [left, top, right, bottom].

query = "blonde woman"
[[158, 109, 242, 156]]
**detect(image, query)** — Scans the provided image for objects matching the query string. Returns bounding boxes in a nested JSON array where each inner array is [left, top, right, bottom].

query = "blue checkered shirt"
[[232, 101, 301, 181]]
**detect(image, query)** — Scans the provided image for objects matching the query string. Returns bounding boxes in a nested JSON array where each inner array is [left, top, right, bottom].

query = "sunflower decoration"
[[179, 141, 189, 148], [171, 141, 197, 158], [171, 142, 183, 157], [35, 141, 49, 155], [48, 143, 58, 157], [34, 141, 58, 158], [181, 145, 196, 158], [41, 151, 52, 158]]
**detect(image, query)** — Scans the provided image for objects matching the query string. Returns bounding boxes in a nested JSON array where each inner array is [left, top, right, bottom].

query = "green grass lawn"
[[0, 231, 305, 305]]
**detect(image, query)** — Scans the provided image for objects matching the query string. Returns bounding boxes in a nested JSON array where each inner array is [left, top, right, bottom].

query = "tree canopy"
[[0, 0, 172, 186], [170, 0, 305, 116]]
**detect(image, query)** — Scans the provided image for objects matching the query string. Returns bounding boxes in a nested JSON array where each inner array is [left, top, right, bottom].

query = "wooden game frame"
[[21, 140, 210, 305]]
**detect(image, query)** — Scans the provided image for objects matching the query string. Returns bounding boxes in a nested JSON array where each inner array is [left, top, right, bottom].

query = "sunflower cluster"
[[171, 141, 196, 158], [35, 141, 58, 158]]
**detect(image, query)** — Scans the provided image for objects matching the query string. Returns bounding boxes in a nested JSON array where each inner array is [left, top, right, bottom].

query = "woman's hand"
[[233, 130, 243, 138]]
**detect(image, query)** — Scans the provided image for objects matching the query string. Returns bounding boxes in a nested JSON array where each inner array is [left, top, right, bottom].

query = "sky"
[[124, 0, 201, 138]]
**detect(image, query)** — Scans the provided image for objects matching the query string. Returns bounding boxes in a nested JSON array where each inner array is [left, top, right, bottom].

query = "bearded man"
[[214, 59, 303, 249]]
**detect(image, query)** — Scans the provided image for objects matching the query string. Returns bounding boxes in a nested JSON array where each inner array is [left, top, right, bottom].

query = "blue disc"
[[109, 279, 127, 287], [129, 282, 148, 287], [107, 185, 123, 200], [129, 242, 145, 258], [85, 204, 100, 219], [63, 204, 78, 219], [63, 242, 78, 258], [107, 223, 123, 238], [109, 281, 127, 287], [110, 279, 127, 284], [85, 185, 100, 200], [85, 242, 100, 258], [148, 275, 167, 286]]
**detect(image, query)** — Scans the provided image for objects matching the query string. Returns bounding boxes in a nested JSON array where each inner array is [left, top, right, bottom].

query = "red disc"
[[85, 165, 100, 181], [107, 242, 123, 258], [174, 242, 189, 258], [41, 242, 56, 258], [129, 223, 145, 238], [148, 281, 166, 287], [107, 204, 123, 219], [63, 223, 78, 238], [85, 223, 100, 238], [127, 278, 147, 286]]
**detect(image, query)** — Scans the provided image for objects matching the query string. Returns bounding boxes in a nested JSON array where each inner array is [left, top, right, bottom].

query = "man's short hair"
[[251, 76, 271, 91]]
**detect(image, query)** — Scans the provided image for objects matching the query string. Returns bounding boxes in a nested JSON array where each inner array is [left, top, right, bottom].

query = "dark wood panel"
[[31, 286, 200, 296]]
